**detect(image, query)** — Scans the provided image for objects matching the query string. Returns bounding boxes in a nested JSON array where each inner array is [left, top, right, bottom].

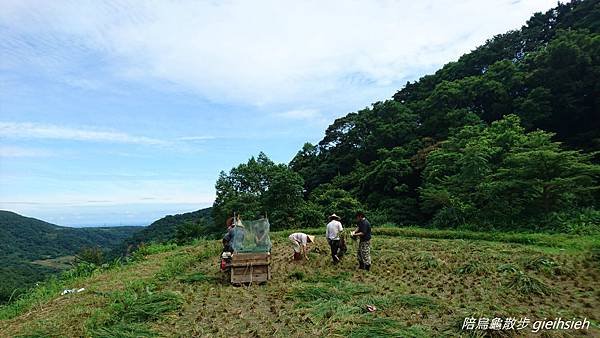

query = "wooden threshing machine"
[[221, 216, 272, 285]]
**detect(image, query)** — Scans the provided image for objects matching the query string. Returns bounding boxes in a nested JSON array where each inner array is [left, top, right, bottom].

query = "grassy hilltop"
[[1, 227, 598, 337]]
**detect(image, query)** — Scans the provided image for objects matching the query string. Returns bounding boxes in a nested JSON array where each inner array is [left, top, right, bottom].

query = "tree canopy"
[[215, 0, 600, 233]]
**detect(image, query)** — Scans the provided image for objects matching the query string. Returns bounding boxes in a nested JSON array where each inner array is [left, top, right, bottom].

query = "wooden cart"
[[230, 252, 271, 285]]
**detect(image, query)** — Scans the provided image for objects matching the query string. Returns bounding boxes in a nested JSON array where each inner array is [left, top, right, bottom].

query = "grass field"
[[1, 227, 598, 337]]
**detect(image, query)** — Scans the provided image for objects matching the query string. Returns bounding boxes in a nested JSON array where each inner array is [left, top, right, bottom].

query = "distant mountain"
[[121, 207, 215, 251], [0, 210, 143, 302], [0, 210, 142, 261]]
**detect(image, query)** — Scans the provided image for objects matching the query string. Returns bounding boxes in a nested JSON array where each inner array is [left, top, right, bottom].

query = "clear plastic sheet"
[[230, 218, 272, 253]]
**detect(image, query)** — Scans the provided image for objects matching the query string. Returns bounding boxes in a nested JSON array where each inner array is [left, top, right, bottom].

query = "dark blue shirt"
[[358, 218, 371, 242]]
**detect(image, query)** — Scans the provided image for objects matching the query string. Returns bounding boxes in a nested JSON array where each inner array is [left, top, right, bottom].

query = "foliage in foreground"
[[2, 229, 599, 337], [507, 271, 554, 296], [86, 288, 182, 337], [0, 242, 180, 321]]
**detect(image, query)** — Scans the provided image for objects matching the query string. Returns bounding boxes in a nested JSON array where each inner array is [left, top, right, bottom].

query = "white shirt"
[[289, 232, 308, 245], [326, 220, 343, 240]]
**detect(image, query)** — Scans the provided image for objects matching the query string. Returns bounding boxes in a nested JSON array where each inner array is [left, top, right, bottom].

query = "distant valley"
[[0, 208, 215, 303], [0, 210, 143, 302]]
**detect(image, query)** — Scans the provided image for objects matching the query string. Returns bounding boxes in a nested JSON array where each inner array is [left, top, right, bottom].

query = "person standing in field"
[[288, 232, 315, 261], [325, 214, 343, 264], [352, 211, 372, 271]]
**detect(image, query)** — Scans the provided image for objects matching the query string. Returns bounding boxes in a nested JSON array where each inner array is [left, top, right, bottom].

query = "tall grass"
[[287, 285, 349, 302], [131, 243, 178, 261], [87, 322, 157, 338], [396, 295, 438, 309], [507, 271, 553, 296], [413, 252, 443, 269], [0, 242, 179, 321], [456, 261, 488, 275], [344, 318, 430, 338], [86, 287, 182, 337], [155, 244, 219, 282], [524, 256, 574, 276]]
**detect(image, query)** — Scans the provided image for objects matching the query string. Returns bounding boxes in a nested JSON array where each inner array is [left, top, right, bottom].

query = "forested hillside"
[[120, 207, 214, 251], [0, 211, 142, 303], [214, 0, 600, 232]]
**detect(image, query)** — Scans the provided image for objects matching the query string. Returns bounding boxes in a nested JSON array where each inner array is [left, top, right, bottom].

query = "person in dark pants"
[[325, 214, 343, 264], [352, 211, 372, 271]]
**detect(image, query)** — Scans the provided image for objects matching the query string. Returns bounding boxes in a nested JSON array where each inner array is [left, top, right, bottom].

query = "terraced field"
[[1, 228, 598, 337]]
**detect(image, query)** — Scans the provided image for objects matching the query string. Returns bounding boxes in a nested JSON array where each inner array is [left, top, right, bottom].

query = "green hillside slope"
[[120, 207, 214, 251], [0, 211, 142, 261], [0, 211, 142, 303], [1, 228, 598, 337]]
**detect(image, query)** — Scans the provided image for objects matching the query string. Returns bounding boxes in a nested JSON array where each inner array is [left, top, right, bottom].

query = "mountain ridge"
[[0, 210, 143, 302]]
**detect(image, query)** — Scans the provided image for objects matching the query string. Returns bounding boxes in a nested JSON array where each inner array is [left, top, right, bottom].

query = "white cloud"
[[277, 109, 320, 120], [0, 145, 54, 157], [0, 121, 167, 145], [0, 178, 215, 209], [176, 136, 216, 141], [0, 0, 558, 107]]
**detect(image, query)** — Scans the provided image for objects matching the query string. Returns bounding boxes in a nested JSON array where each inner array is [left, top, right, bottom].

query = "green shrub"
[[551, 208, 600, 235], [61, 262, 98, 280], [132, 243, 177, 261]]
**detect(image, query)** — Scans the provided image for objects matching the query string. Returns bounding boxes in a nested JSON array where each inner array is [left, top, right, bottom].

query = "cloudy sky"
[[0, 0, 557, 226]]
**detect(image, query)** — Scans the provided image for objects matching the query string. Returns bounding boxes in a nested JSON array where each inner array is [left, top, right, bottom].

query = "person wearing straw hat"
[[288, 232, 315, 261], [325, 214, 343, 264]]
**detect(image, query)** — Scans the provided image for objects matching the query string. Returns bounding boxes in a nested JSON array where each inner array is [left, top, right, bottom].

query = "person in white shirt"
[[325, 214, 343, 264], [288, 232, 315, 261]]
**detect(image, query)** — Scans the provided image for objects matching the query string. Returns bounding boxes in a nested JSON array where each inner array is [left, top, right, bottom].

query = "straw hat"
[[329, 213, 341, 221], [307, 235, 315, 243]]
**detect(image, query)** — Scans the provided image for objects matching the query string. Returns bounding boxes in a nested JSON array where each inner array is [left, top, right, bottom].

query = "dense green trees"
[[290, 0, 600, 231], [213, 153, 366, 229], [13, 2, 599, 306], [175, 219, 208, 244], [421, 115, 599, 229], [217, 1, 599, 233], [121, 208, 214, 251], [213, 153, 306, 230]]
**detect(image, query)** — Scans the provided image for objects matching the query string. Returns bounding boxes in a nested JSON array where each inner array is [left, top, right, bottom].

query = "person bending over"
[[288, 232, 314, 261]]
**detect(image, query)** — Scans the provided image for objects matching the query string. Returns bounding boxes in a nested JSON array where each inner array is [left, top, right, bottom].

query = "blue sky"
[[0, 0, 557, 226]]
